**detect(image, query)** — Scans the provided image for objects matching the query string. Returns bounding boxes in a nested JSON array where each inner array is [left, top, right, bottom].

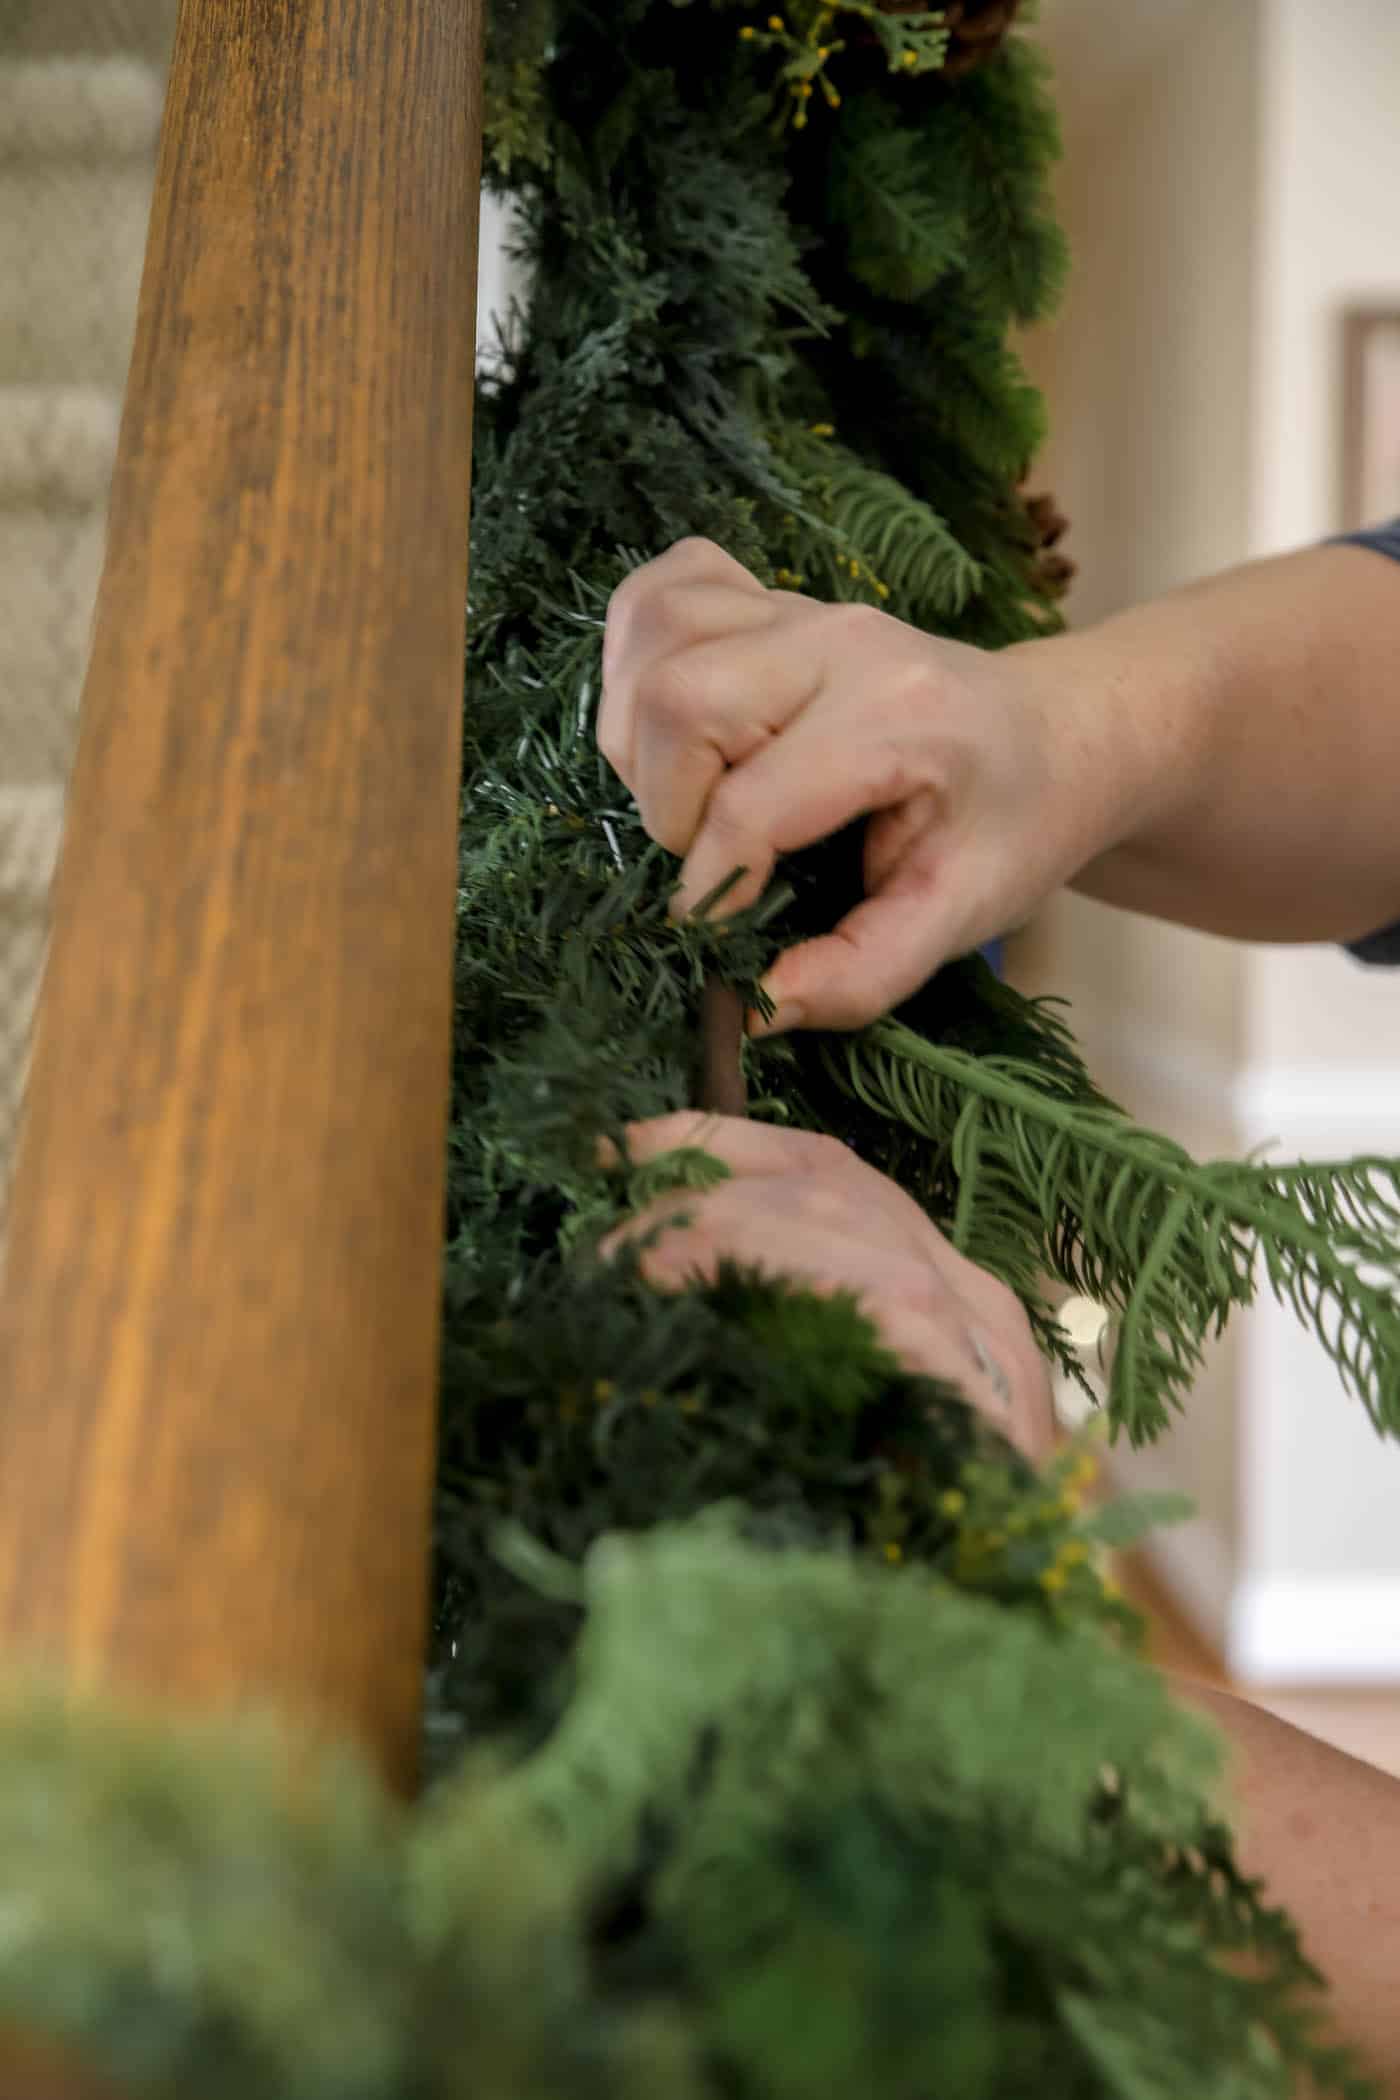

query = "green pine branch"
[[828, 1020, 1400, 1443]]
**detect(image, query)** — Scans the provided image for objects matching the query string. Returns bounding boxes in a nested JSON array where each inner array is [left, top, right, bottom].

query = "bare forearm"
[[1013, 545, 1400, 944], [1178, 1679, 1400, 2092]]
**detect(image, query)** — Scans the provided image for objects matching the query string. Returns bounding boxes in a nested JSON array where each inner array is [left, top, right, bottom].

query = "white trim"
[[1125, 1503, 1400, 1685], [1229, 1575, 1400, 1686]]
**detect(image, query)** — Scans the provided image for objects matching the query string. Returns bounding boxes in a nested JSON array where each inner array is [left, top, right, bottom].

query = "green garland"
[[0, 5, 1392, 2094]]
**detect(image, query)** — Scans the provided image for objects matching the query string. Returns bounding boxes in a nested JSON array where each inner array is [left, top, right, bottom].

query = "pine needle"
[[833, 1020, 1400, 1443]]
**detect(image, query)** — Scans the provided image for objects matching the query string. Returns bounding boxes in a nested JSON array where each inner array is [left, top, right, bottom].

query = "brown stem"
[[697, 976, 748, 1118], [0, 2031, 130, 2099]]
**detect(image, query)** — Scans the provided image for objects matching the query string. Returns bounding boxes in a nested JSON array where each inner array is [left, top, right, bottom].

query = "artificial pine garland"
[[0, 5, 1395, 2095]]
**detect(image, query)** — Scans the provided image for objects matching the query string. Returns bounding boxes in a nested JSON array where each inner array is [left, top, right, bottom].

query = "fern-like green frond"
[[777, 430, 982, 621], [826, 98, 970, 303], [827, 1020, 1400, 1444]]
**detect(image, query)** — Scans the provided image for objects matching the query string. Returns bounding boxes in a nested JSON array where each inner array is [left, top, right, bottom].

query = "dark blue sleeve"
[[1330, 519, 1400, 962]]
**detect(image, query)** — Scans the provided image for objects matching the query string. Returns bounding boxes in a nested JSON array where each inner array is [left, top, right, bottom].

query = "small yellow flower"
[[902, 48, 919, 68], [937, 1489, 966, 1517], [679, 1392, 702, 1415], [883, 1541, 904, 1565], [1101, 1576, 1122, 1603], [794, 111, 808, 129], [1059, 1540, 1089, 1567], [799, 80, 814, 98], [593, 1378, 615, 1404], [768, 13, 785, 29], [874, 580, 891, 599], [739, 23, 756, 39], [808, 421, 835, 437], [1040, 1566, 1069, 1594]]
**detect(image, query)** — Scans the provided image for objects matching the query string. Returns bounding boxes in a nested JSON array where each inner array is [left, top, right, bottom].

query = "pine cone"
[[1023, 489, 1076, 599], [873, 0, 1025, 79]]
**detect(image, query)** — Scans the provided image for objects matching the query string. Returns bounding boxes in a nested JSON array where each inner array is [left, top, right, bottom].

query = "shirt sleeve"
[[1330, 519, 1400, 961]]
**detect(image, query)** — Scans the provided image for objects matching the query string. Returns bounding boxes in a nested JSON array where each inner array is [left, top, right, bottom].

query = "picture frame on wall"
[[1341, 308, 1400, 531]]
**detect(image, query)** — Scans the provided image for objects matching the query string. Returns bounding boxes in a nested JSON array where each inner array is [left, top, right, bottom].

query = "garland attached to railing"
[[0, 5, 1390, 2095]]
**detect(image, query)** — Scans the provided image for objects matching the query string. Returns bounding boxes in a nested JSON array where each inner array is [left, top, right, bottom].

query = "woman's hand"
[[601, 537, 1132, 1036], [600, 1112, 1056, 1462]]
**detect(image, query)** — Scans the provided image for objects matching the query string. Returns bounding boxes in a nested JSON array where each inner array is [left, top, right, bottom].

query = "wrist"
[[1005, 610, 1227, 894]]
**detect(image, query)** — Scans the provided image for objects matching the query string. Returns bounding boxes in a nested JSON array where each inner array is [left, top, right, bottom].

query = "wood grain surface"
[[0, 0, 484, 1792]]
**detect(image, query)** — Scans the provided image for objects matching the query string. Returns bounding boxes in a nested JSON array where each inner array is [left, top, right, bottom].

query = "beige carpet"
[[0, 4, 174, 1234]]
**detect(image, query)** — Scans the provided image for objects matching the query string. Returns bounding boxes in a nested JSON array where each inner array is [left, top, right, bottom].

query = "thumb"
[[747, 885, 967, 1037]]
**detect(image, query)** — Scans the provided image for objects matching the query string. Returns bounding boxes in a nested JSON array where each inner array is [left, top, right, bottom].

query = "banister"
[[0, 0, 484, 1793]]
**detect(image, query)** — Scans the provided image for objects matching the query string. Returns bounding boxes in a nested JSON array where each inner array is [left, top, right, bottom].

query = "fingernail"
[[748, 1000, 806, 1039]]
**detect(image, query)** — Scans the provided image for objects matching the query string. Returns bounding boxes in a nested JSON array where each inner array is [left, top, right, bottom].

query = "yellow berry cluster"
[[736, 9, 847, 130], [933, 1445, 1128, 1615], [736, 5, 939, 124], [556, 1378, 671, 1422], [843, 553, 891, 600]]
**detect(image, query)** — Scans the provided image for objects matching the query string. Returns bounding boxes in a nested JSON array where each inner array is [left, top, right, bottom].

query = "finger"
[[608, 1116, 939, 1238], [747, 879, 967, 1036], [600, 546, 772, 784], [630, 626, 819, 857], [602, 1112, 864, 1182], [607, 1206, 944, 1315], [672, 706, 918, 923], [602, 583, 772, 797]]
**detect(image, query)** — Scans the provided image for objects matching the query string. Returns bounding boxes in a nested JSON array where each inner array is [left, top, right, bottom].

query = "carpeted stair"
[[0, 10, 172, 1231]]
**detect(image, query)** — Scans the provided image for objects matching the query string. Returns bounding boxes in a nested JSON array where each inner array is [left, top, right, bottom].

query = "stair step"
[[0, 0, 178, 67], [0, 786, 66, 905], [0, 57, 164, 159], [0, 155, 154, 386], [0, 509, 106, 760], [0, 386, 120, 509]]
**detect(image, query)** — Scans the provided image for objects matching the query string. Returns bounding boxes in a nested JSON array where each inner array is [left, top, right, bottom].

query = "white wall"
[[474, 15, 1400, 1677], [1018, 0, 1266, 1565], [1021, 0, 1400, 1679]]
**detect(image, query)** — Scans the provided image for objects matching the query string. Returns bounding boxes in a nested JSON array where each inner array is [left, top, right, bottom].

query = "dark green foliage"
[[427, 0, 1398, 2081], [0, 7, 1389, 2097]]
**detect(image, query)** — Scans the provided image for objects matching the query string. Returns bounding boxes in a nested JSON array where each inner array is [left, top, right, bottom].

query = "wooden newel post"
[[0, 0, 484, 1793]]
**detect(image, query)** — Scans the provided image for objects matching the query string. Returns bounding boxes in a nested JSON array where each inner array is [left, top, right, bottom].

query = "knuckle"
[[825, 600, 888, 652], [645, 649, 706, 727], [670, 535, 721, 571], [791, 1180, 854, 1233], [802, 1130, 861, 1178], [704, 766, 763, 841], [885, 1257, 949, 1324], [983, 1274, 1037, 1348]]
